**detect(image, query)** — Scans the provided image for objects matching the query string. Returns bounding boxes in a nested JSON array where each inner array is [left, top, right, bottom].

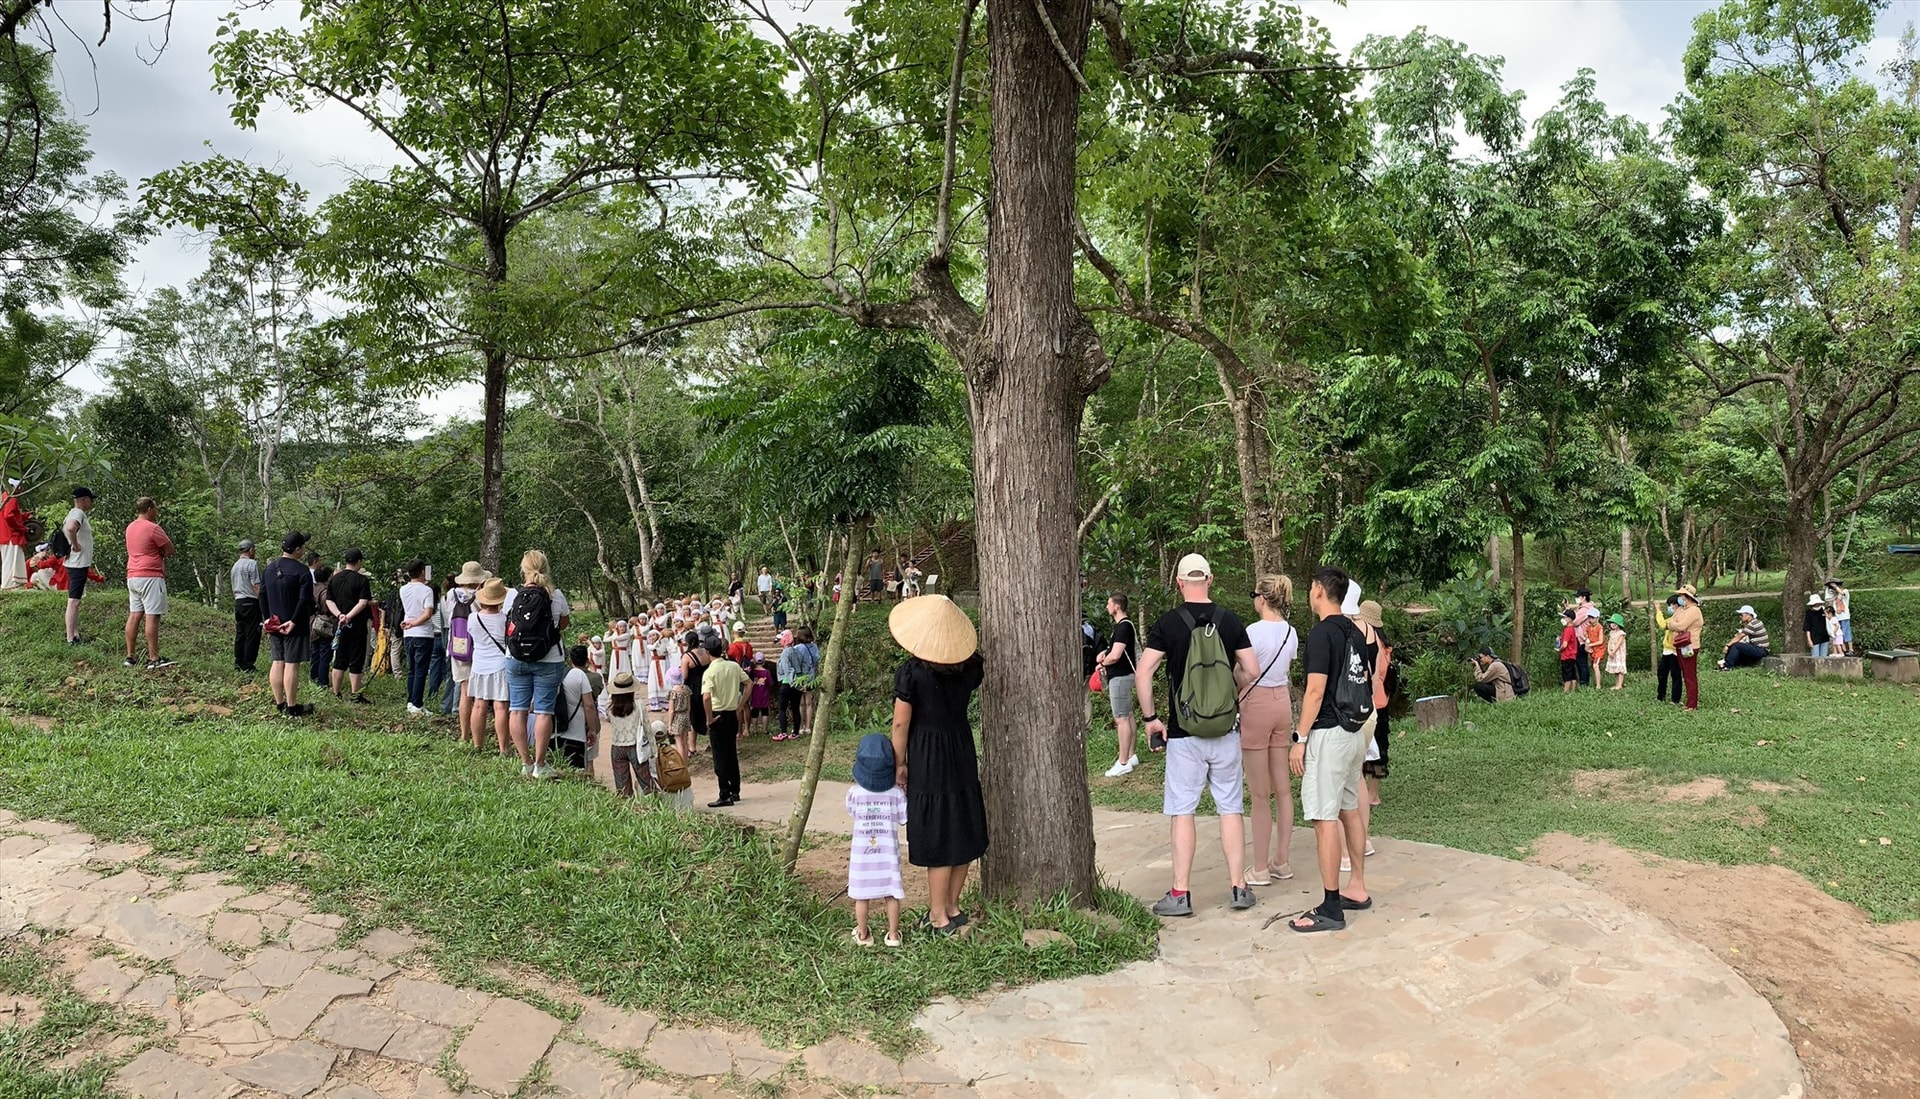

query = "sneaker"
[[522, 764, 535, 779], [1340, 856, 1351, 874], [351, 693, 372, 706], [123, 657, 138, 667], [1230, 886, 1258, 911], [1151, 891, 1194, 918], [145, 658, 176, 670], [532, 764, 553, 780], [1273, 862, 1295, 880], [1123, 755, 1139, 768], [1365, 842, 1377, 857], [407, 704, 425, 716], [1102, 760, 1134, 778], [1244, 868, 1272, 887]]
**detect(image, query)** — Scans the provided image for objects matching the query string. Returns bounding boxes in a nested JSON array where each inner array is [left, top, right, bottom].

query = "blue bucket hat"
[[853, 734, 896, 793]]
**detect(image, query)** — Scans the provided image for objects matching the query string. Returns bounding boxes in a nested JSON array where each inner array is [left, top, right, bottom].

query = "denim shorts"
[[506, 658, 566, 715]]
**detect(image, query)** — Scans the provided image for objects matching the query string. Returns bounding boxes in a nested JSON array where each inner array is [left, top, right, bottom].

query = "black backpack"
[[1330, 621, 1376, 732], [1503, 660, 1531, 697], [48, 526, 71, 559], [504, 584, 559, 661]]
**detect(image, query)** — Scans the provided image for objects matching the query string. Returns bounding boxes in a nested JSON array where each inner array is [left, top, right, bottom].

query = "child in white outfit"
[[847, 734, 907, 947]]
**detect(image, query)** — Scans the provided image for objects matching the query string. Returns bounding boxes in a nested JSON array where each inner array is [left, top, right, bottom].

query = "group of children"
[[1556, 589, 1630, 691]]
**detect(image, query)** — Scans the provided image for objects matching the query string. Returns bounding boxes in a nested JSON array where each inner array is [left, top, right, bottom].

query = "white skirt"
[[468, 669, 509, 703]]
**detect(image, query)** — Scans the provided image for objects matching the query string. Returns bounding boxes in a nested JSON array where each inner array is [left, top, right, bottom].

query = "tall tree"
[[209, 0, 790, 569], [0, 40, 140, 417], [1675, 0, 1920, 649]]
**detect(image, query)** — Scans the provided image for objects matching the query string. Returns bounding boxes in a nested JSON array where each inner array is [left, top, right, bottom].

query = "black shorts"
[[1560, 657, 1580, 683], [67, 570, 88, 601], [333, 623, 370, 673]]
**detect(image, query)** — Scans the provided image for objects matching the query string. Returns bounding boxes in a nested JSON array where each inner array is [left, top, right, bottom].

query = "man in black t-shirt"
[[1286, 565, 1375, 934], [1097, 594, 1141, 777], [1134, 554, 1260, 918], [262, 531, 318, 717], [326, 549, 376, 704]]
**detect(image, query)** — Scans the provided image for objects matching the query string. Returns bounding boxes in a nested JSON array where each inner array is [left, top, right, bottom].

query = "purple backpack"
[[447, 590, 476, 663]]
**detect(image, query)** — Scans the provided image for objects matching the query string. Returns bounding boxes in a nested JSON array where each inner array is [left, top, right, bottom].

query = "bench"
[[1763, 654, 1864, 679], [1867, 649, 1919, 684]]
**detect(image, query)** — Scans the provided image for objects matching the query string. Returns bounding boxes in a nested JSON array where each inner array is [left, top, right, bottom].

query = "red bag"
[[1087, 668, 1104, 693]]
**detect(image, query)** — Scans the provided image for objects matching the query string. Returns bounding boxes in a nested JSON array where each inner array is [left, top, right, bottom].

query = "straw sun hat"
[[889, 595, 977, 664], [478, 578, 510, 606], [455, 561, 489, 585]]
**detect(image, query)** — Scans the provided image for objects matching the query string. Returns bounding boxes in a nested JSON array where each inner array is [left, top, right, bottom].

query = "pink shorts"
[[1238, 684, 1293, 751]]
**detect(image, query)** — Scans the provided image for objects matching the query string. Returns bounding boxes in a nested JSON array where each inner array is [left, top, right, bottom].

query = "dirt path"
[[1530, 833, 1920, 1099]]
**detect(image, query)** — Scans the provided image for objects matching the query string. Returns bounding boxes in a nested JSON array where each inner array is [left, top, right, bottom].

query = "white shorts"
[[127, 577, 169, 616], [451, 659, 473, 685], [1163, 732, 1244, 817], [468, 669, 509, 703], [1300, 716, 1373, 821]]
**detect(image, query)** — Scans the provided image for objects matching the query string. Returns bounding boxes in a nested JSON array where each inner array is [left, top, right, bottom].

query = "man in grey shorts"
[[1286, 565, 1376, 933], [1136, 555, 1261, 918], [1097, 593, 1140, 777]]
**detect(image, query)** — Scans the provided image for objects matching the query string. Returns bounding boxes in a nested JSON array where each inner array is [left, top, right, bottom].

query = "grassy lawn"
[[0, 940, 154, 1099], [0, 591, 1156, 1053], [1087, 669, 1920, 921]]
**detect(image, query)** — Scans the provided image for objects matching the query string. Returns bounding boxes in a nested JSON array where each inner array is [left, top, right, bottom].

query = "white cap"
[[1174, 553, 1212, 581], [1738, 605, 1756, 616], [1340, 580, 1363, 617]]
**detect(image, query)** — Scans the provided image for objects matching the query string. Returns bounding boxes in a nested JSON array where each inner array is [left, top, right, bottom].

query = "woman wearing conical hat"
[[888, 596, 986, 935]]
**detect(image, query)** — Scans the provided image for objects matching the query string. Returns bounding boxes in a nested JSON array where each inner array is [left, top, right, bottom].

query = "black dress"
[[896, 654, 988, 868]]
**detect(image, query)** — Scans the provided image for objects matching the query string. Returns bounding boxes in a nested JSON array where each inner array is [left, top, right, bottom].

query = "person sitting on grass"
[[1471, 648, 1514, 703], [1558, 609, 1581, 694], [1719, 605, 1771, 670], [848, 733, 908, 948]]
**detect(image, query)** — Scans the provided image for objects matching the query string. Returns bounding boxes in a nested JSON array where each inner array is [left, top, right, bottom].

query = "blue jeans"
[[438, 642, 460, 713], [1811, 641, 1831, 657], [425, 636, 449, 701], [310, 638, 333, 687], [506, 657, 566, 715], [404, 637, 437, 707], [1725, 642, 1768, 668]]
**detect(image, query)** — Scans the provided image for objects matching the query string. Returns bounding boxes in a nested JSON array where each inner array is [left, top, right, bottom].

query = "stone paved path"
[[720, 781, 1807, 1099], [2, 787, 1805, 1099]]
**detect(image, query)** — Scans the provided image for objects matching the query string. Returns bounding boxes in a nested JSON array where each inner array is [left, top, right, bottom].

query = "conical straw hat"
[[889, 595, 977, 664]]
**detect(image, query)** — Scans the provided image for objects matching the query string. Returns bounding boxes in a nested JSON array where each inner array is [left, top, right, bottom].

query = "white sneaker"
[[1340, 856, 1351, 873], [1102, 761, 1134, 778], [406, 704, 425, 716], [1365, 842, 1377, 857], [1123, 755, 1139, 768], [521, 764, 535, 779], [533, 764, 555, 780]]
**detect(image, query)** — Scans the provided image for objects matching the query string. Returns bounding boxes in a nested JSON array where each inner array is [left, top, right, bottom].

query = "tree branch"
[[932, 0, 980, 266]]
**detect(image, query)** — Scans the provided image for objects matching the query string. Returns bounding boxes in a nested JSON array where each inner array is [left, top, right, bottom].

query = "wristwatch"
[[1291, 731, 1305, 744]]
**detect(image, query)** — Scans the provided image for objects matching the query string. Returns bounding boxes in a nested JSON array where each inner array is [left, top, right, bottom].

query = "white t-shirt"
[[470, 609, 509, 677], [1246, 618, 1299, 687], [757, 572, 773, 593], [557, 667, 593, 741], [63, 507, 95, 568], [500, 586, 571, 662], [400, 582, 437, 638]]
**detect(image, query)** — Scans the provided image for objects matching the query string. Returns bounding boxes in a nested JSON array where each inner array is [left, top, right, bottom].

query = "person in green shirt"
[[701, 637, 751, 807]]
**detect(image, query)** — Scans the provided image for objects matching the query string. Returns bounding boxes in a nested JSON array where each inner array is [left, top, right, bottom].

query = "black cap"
[[342, 548, 364, 565], [72, 486, 94, 500], [1479, 646, 1496, 658], [282, 531, 309, 554]]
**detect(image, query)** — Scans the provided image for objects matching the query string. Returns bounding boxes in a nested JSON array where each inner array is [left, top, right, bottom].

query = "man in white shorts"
[[1286, 565, 1376, 933], [1135, 554, 1261, 918]]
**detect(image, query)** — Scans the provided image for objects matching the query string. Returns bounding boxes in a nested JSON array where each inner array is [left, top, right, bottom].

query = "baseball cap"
[[238, 539, 255, 552], [72, 486, 94, 500], [1340, 580, 1363, 617], [1174, 553, 1212, 581]]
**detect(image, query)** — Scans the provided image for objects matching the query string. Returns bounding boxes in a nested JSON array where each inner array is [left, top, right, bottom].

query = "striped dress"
[[845, 786, 907, 901]]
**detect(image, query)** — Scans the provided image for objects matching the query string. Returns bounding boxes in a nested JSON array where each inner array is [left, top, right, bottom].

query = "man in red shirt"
[[124, 496, 177, 670], [0, 478, 27, 590]]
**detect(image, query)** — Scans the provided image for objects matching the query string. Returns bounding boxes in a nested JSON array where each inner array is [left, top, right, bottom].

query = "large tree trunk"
[[1781, 495, 1822, 656], [478, 226, 510, 573], [782, 522, 864, 871], [970, 0, 1099, 907], [1224, 386, 1284, 576], [1508, 523, 1527, 663]]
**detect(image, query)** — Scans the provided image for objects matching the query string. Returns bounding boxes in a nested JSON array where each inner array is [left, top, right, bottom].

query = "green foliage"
[[0, 43, 144, 418]]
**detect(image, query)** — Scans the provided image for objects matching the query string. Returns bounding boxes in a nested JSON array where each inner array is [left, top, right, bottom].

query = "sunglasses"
[[1250, 590, 1262, 601]]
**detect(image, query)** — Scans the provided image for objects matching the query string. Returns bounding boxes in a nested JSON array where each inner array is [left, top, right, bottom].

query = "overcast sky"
[[38, 0, 1920, 417]]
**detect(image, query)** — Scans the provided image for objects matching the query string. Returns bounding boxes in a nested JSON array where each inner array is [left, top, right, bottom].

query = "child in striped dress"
[[847, 734, 907, 947]]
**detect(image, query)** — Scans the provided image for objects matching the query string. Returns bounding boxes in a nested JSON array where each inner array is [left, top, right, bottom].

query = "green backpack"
[[1176, 609, 1239, 737]]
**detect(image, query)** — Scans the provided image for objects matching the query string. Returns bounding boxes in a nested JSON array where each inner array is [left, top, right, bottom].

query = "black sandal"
[[1339, 894, 1373, 911], [1288, 909, 1346, 934]]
